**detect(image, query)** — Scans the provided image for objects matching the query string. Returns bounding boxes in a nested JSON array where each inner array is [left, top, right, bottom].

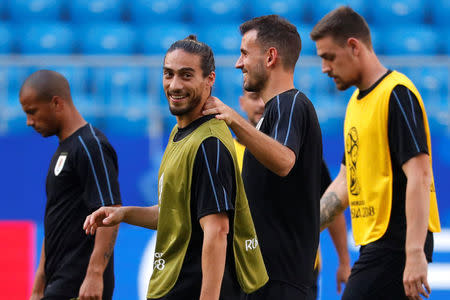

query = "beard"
[[168, 93, 202, 116], [243, 62, 268, 93]]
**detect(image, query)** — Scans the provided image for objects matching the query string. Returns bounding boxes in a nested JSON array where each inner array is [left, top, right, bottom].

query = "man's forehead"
[[243, 30, 259, 44], [164, 49, 201, 71]]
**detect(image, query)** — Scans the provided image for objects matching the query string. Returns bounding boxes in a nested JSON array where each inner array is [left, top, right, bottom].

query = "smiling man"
[[203, 15, 323, 299], [84, 35, 267, 300]]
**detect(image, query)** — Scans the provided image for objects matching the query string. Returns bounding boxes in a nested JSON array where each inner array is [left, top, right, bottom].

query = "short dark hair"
[[165, 35, 215, 77], [20, 69, 71, 102], [310, 6, 372, 49], [240, 15, 301, 70]]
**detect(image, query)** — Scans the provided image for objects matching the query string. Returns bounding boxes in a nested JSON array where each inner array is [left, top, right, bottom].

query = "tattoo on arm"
[[320, 192, 345, 230], [104, 226, 119, 262]]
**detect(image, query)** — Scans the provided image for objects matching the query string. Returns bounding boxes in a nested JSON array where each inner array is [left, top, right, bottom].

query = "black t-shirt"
[[242, 89, 323, 293], [155, 115, 241, 300], [342, 71, 433, 260], [44, 123, 122, 298]]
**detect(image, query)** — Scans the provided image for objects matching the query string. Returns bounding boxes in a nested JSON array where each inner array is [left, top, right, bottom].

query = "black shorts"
[[306, 267, 319, 300], [342, 244, 408, 300], [243, 279, 308, 300]]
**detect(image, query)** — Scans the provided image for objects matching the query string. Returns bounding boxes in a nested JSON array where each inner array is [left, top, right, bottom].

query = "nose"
[[26, 115, 34, 127], [321, 60, 331, 74], [235, 55, 243, 69], [169, 75, 183, 92]]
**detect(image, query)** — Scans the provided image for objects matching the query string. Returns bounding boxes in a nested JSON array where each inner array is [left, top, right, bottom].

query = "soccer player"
[[84, 35, 268, 300], [19, 70, 122, 300], [233, 90, 265, 171], [203, 15, 323, 299], [235, 91, 350, 299], [310, 6, 441, 300]]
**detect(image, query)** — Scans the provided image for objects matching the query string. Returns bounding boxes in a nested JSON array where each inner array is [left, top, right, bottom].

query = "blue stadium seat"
[[139, 23, 192, 54], [368, 25, 383, 55], [296, 24, 315, 56], [213, 67, 243, 112], [18, 23, 74, 54], [69, 0, 123, 23], [0, 23, 12, 54], [372, 0, 426, 25], [249, 0, 307, 23], [129, 0, 187, 23], [199, 24, 241, 55], [9, 0, 62, 21], [79, 23, 136, 54], [419, 67, 449, 101], [192, 0, 243, 24], [310, 0, 367, 24], [384, 26, 439, 55], [443, 29, 450, 55], [103, 96, 150, 136], [294, 66, 334, 96], [431, 0, 450, 26], [90, 67, 147, 106]]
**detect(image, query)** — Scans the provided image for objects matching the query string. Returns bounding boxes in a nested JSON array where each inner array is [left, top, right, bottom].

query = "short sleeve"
[[269, 91, 307, 158], [321, 160, 332, 196], [76, 134, 122, 209], [388, 85, 429, 166], [191, 137, 235, 220]]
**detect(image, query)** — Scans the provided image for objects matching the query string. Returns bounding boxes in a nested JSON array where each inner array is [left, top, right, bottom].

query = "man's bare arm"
[[203, 96, 295, 177], [328, 213, 351, 293], [84, 205, 159, 235], [199, 213, 229, 300], [402, 153, 432, 299], [30, 240, 46, 300], [79, 222, 119, 299], [320, 164, 349, 231]]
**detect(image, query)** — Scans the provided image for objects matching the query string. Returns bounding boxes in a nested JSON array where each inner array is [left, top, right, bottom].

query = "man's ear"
[[207, 71, 216, 87], [266, 47, 278, 68], [347, 37, 361, 56], [52, 96, 64, 112]]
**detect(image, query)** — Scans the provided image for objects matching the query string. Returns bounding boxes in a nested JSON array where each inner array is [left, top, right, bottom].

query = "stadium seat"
[[419, 67, 449, 100], [368, 25, 383, 55], [443, 29, 450, 55], [139, 23, 192, 54], [18, 23, 74, 54], [248, 0, 307, 23], [294, 66, 334, 96], [431, 0, 450, 26], [9, 0, 62, 21], [372, 0, 426, 25], [69, 0, 123, 23], [191, 0, 243, 24], [90, 67, 147, 106], [310, 0, 367, 24], [79, 23, 136, 54], [296, 24, 315, 56], [384, 26, 439, 55], [0, 23, 12, 54], [129, 0, 187, 23], [213, 67, 243, 112], [199, 24, 241, 55]]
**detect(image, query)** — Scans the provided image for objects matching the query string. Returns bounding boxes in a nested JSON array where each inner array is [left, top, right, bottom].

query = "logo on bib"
[[153, 252, 165, 271], [245, 237, 259, 251], [54, 152, 68, 176]]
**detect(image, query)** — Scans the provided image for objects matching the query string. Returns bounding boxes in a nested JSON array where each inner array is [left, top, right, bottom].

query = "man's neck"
[[176, 104, 204, 129], [58, 109, 87, 141], [357, 52, 388, 91], [261, 70, 295, 103]]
